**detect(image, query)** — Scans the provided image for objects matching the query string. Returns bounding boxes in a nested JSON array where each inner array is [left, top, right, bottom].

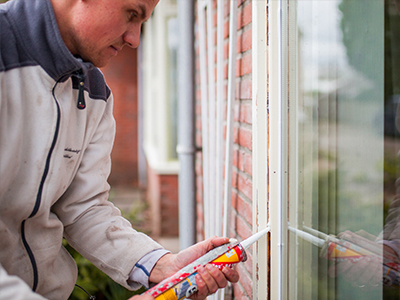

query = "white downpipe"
[[215, 0, 224, 238], [177, 0, 196, 250], [198, 0, 210, 239], [223, 0, 238, 238], [207, 0, 216, 239]]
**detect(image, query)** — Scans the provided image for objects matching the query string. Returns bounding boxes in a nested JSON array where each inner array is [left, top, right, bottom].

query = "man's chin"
[[80, 54, 111, 68]]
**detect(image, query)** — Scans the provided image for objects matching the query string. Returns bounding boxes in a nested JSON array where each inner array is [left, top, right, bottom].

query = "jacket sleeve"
[[51, 94, 164, 290], [0, 263, 47, 300]]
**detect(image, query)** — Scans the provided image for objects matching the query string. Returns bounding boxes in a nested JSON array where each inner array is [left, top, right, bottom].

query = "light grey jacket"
[[0, 0, 162, 299]]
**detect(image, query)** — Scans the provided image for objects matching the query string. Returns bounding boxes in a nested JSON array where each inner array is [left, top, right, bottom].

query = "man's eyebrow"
[[138, 4, 147, 20]]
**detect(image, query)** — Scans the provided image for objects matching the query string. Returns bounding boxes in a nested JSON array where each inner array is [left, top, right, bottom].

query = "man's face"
[[67, 0, 159, 67]]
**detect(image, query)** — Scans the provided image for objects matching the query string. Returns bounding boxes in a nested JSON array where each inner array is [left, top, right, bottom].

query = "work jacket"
[[0, 0, 162, 299]]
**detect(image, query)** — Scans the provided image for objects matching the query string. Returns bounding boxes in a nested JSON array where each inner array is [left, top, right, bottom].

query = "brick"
[[240, 52, 252, 76], [232, 148, 240, 170], [236, 193, 252, 225], [238, 28, 252, 53], [236, 149, 245, 171], [224, 19, 230, 39], [243, 251, 253, 277], [196, 133, 202, 148], [224, 36, 229, 60], [225, 0, 230, 18], [241, 2, 252, 29], [238, 126, 252, 150], [232, 126, 239, 145], [231, 169, 239, 189], [239, 78, 252, 100], [145, 167, 179, 237], [239, 101, 252, 125], [237, 171, 253, 201], [233, 282, 251, 300], [234, 102, 240, 122], [236, 58, 240, 78], [236, 214, 252, 244], [237, 263, 253, 298], [244, 151, 252, 176]]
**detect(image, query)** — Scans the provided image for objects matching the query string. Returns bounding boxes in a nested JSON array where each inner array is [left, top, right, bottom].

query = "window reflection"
[[287, 0, 400, 299]]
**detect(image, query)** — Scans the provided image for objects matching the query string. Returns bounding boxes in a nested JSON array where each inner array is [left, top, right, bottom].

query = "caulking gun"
[[144, 227, 270, 300]]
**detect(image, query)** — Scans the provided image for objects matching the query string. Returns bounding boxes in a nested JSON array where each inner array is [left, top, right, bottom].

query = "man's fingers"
[[204, 236, 230, 252], [198, 265, 221, 294], [193, 274, 207, 300], [192, 264, 232, 300], [222, 266, 239, 283]]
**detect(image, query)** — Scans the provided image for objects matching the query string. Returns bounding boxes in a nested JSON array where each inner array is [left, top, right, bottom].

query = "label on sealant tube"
[[148, 244, 247, 300]]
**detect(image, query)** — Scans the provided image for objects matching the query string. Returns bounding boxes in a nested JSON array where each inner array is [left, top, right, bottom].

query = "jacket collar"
[[6, 0, 94, 81]]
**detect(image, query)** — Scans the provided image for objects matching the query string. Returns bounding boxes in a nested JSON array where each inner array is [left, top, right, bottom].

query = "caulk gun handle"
[[153, 244, 246, 300]]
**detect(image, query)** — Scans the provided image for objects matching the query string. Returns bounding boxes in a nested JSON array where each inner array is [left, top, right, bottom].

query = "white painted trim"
[[207, 0, 217, 239], [252, 0, 268, 299], [143, 144, 179, 174], [215, 0, 224, 239], [198, 0, 210, 239], [269, 0, 289, 298], [222, 0, 238, 238]]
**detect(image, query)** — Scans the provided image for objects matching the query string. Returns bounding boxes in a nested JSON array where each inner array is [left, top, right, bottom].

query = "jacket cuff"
[[129, 249, 171, 289]]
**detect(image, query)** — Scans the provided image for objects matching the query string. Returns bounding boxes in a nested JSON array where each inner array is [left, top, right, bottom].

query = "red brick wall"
[[195, 1, 254, 299], [146, 165, 179, 237], [101, 47, 139, 187]]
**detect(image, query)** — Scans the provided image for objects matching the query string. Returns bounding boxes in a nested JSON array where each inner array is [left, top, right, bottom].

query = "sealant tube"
[[146, 244, 246, 300]]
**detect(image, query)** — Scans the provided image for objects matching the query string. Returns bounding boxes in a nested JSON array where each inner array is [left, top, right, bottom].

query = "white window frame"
[[252, 0, 270, 299], [266, 0, 290, 299], [142, 0, 179, 174]]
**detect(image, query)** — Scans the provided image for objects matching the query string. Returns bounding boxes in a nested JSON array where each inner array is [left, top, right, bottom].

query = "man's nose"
[[123, 25, 141, 48]]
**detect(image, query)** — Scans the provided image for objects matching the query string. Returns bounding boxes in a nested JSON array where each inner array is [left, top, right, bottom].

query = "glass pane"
[[286, 0, 400, 299], [167, 17, 179, 160]]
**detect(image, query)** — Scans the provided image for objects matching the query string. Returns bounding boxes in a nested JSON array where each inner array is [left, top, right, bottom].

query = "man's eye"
[[129, 11, 138, 21]]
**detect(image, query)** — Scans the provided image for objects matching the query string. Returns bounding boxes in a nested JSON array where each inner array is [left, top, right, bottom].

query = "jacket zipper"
[[20, 80, 62, 292], [74, 70, 86, 110]]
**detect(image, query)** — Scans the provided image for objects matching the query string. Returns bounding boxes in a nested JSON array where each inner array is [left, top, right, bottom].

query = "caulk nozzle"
[[240, 227, 270, 250]]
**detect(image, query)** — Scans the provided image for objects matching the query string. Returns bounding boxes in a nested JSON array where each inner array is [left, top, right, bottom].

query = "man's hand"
[[149, 236, 240, 300]]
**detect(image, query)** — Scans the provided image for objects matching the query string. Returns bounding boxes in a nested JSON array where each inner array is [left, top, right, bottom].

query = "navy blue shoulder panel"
[[0, 6, 37, 72], [84, 69, 111, 101], [0, 0, 110, 102]]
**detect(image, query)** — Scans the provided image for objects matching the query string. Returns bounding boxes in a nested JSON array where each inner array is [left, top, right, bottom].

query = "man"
[[0, 0, 239, 299]]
